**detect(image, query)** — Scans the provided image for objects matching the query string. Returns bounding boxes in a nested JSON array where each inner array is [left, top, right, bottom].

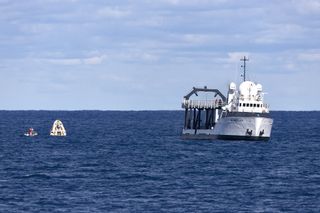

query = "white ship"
[[182, 56, 273, 141]]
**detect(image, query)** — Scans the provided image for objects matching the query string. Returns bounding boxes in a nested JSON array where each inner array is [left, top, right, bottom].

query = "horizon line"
[[0, 109, 319, 112]]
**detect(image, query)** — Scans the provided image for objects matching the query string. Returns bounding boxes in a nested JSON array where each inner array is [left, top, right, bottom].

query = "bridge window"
[[250, 104, 253, 107], [254, 104, 256, 107], [246, 103, 249, 107]]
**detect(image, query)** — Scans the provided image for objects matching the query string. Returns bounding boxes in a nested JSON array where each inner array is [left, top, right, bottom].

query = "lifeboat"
[[50, 120, 67, 136], [24, 128, 38, 137]]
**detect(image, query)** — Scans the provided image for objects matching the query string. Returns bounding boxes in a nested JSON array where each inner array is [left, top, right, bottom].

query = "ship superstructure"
[[182, 56, 273, 141]]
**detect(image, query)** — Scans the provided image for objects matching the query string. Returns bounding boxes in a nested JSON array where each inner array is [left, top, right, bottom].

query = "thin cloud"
[[0, 0, 320, 110], [293, 0, 320, 14], [38, 55, 107, 65], [96, 7, 131, 18], [83, 55, 107, 65], [298, 52, 320, 61], [254, 24, 305, 44], [182, 34, 212, 44], [228, 52, 250, 62]]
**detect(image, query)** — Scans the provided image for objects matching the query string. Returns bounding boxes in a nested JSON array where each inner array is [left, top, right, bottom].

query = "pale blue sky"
[[0, 0, 319, 110]]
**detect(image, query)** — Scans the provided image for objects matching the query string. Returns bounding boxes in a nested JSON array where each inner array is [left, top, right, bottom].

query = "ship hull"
[[182, 116, 273, 141]]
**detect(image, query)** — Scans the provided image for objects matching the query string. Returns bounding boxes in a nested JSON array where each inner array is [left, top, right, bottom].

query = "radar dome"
[[256, 83, 262, 92], [239, 81, 258, 97], [229, 82, 236, 90]]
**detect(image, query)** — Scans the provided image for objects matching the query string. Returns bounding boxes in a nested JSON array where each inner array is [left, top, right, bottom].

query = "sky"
[[0, 0, 319, 110]]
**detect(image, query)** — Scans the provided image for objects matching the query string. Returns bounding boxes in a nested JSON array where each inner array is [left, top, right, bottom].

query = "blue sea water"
[[0, 111, 319, 212]]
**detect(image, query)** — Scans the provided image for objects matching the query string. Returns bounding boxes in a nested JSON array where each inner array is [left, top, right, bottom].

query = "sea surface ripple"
[[0, 111, 319, 212]]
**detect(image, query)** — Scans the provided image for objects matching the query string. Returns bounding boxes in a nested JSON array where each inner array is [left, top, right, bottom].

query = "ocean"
[[0, 111, 319, 212]]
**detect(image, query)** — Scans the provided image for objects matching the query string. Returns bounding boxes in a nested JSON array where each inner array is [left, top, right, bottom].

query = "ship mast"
[[240, 56, 249, 82]]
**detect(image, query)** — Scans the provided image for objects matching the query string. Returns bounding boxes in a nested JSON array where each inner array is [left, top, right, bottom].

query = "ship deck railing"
[[182, 99, 223, 109]]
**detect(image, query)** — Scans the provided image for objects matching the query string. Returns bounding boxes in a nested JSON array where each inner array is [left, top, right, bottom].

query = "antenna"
[[240, 56, 249, 82]]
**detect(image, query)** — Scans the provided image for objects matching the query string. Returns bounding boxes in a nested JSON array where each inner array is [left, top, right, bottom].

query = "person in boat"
[[25, 127, 37, 136]]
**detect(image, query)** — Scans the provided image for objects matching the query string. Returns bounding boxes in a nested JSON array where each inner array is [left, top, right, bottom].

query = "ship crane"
[[182, 86, 227, 136]]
